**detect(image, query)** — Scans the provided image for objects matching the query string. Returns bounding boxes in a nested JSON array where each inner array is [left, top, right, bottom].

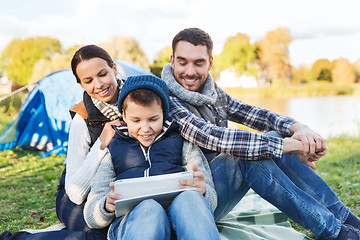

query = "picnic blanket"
[[218, 189, 312, 240]]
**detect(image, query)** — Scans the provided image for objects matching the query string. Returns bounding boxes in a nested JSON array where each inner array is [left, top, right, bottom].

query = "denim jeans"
[[209, 132, 349, 240], [108, 190, 220, 240]]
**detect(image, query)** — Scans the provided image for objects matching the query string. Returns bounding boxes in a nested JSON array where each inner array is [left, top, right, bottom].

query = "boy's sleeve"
[[84, 150, 117, 229], [182, 141, 218, 211]]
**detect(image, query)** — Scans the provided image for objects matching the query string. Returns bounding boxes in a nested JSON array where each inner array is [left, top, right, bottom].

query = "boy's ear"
[[122, 110, 127, 123]]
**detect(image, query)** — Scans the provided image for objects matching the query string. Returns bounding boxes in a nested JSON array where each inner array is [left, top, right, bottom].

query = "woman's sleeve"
[[65, 114, 109, 205], [84, 152, 116, 229], [182, 141, 218, 211]]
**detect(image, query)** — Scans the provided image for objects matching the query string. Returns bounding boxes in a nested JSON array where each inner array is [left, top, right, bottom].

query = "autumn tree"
[[5, 37, 61, 86], [310, 59, 333, 82], [150, 46, 171, 77], [0, 38, 21, 70], [215, 33, 258, 77], [332, 57, 355, 85], [291, 64, 312, 84], [352, 59, 360, 82], [100, 36, 149, 70], [257, 27, 292, 86]]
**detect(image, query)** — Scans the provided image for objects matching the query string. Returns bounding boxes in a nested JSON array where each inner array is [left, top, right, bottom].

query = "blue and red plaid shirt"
[[169, 86, 296, 161]]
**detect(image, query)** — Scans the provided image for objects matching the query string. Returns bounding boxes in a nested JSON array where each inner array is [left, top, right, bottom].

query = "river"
[[240, 95, 360, 139]]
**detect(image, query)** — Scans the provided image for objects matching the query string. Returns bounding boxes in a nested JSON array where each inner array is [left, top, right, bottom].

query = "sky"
[[1, 0, 360, 67]]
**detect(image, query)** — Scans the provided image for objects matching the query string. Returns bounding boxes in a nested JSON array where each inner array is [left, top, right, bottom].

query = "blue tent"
[[0, 60, 152, 156]]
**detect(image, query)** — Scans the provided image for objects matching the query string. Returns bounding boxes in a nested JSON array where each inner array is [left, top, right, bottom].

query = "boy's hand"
[[179, 164, 206, 195], [99, 120, 121, 150], [105, 182, 122, 213]]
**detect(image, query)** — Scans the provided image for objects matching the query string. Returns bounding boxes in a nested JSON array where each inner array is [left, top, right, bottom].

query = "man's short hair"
[[172, 27, 213, 58]]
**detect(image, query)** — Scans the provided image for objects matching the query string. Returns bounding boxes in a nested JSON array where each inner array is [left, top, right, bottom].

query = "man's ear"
[[208, 56, 214, 71], [170, 54, 175, 69]]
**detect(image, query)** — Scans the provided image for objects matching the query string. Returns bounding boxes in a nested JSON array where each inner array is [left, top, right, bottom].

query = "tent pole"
[[0, 84, 33, 102]]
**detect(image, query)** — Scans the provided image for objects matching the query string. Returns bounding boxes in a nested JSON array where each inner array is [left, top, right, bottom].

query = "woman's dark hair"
[[172, 27, 213, 58], [71, 45, 114, 83]]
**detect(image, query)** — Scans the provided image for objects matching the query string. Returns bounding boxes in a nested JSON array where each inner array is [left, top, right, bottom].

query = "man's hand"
[[105, 182, 122, 213], [99, 120, 121, 150], [289, 122, 327, 157], [179, 164, 206, 195]]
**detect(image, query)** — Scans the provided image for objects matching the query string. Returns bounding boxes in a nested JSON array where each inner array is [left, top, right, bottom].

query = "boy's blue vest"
[[108, 122, 185, 180]]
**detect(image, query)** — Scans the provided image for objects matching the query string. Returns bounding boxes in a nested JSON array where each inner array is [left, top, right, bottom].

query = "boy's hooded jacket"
[[108, 120, 185, 180]]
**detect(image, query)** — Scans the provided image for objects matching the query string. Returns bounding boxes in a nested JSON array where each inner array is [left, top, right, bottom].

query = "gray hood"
[[161, 63, 217, 107]]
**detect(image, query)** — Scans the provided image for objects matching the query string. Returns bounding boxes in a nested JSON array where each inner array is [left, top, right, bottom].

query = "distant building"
[[217, 69, 258, 88], [0, 75, 12, 95]]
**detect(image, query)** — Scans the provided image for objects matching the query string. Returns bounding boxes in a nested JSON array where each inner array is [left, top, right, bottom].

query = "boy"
[[84, 75, 220, 240]]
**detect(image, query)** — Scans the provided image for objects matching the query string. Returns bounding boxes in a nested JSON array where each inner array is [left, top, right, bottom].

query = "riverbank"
[[223, 83, 360, 100]]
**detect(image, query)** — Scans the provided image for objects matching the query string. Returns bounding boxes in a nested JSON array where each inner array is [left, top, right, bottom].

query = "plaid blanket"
[[217, 189, 312, 240]]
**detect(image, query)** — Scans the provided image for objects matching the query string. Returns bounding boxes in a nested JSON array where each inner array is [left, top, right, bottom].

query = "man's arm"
[[169, 96, 284, 160], [225, 90, 296, 136]]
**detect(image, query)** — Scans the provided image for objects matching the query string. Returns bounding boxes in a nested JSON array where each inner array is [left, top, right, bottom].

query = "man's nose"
[[184, 64, 196, 76]]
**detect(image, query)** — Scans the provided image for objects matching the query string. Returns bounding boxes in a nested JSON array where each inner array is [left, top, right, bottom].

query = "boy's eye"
[[99, 72, 107, 77]]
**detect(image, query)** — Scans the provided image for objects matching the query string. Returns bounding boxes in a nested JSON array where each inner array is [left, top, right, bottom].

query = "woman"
[[55, 44, 125, 236], [0, 45, 122, 240]]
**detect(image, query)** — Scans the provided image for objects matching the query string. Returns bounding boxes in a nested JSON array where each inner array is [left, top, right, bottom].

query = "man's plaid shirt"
[[169, 86, 296, 161]]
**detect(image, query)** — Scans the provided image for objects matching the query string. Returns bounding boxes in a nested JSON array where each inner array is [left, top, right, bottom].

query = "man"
[[161, 27, 360, 240]]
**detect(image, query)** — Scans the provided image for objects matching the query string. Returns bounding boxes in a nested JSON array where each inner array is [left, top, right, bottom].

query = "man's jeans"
[[108, 190, 220, 240], [209, 132, 349, 240]]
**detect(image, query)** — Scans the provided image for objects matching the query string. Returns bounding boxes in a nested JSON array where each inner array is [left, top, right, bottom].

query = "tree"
[[352, 59, 360, 83], [291, 64, 312, 84], [29, 45, 81, 84], [6, 37, 61, 86], [100, 36, 149, 70], [257, 27, 292, 86], [332, 57, 355, 85], [215, 33, 258, 77], [150, 46, 171, 77], [0, 38, 21, 70], [310, 59, 333, 82]]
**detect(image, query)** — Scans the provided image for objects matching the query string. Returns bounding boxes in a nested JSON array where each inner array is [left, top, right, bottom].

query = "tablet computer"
[[114, 172, 194, 217]]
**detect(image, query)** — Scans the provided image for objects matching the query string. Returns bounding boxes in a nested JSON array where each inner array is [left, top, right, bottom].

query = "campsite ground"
[[0, 96, 359, 238], [0, 138, 359, 238]]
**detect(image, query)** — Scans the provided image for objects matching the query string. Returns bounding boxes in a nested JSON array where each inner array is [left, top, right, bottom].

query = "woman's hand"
[[99, 120, 121, 150], [105, 182, 122, 213], [179, 164, 206, 195]]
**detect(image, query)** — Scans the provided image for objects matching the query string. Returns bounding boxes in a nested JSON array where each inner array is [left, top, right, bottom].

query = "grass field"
[[0, 137, 359, 237]]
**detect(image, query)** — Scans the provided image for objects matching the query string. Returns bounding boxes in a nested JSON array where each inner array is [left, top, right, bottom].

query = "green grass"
[[0, 148, 65, 232], [289, 135, 360, 239], [0, 137, 359, 236]]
